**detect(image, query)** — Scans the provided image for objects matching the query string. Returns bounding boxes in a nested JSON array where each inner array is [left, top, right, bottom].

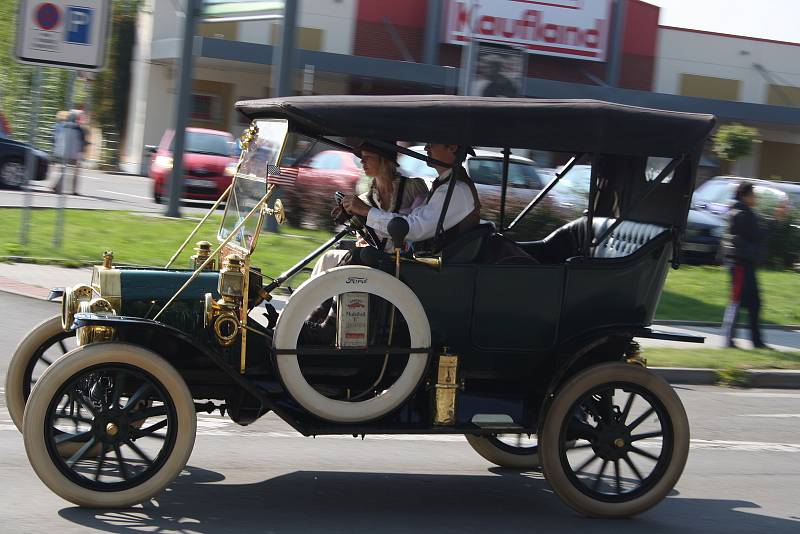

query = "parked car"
[[683, 176, 800, 263], [0, 136, 49, 188], [281, 149, 363, 228], [399, 146, 547, 236], [149, 128, 238, 203]]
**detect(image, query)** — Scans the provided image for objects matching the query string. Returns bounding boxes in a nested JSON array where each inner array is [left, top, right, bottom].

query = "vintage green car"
[[8, 96, 715, 518]]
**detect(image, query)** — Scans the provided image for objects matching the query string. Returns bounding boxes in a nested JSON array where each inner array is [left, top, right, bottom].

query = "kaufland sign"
[[444, 0, 612, 62]]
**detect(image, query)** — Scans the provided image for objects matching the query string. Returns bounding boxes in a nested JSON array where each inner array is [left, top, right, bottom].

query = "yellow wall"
[[680, 74, 741, 101], [189, 79, 233, 133], [759, 140, 800, 182], [271, 25, 323, 51], [767, 85, 800, 108]]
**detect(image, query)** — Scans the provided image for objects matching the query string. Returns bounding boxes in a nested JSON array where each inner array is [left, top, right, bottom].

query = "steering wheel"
[[334, 192, 382, 250]]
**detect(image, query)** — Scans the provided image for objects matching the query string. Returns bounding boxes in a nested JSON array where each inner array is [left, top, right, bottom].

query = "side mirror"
[[387, 217, 409, 250], [144, 145, 157, 154]]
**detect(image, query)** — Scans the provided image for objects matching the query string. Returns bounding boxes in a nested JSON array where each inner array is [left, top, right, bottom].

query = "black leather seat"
[[440, 222, 495, 264], [519, 217, 668, 264]]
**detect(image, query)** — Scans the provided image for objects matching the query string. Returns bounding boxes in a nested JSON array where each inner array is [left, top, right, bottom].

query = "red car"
[[150, 128, 237, 203], [282, 149, 363, 228]]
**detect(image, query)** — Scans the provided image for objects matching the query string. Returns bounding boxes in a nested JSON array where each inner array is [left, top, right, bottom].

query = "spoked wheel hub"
[[590, 421, 633, 462]]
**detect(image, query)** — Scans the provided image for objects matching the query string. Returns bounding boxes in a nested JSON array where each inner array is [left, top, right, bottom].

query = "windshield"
[[170, 131, 234, 156], [218, 119, 289, 252]]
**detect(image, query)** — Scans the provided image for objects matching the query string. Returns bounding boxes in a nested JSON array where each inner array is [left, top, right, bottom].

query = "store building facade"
[[122, 0, 800, 182]]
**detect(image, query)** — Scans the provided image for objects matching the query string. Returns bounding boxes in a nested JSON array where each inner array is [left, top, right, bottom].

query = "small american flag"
[[267, 165, 299, 187]]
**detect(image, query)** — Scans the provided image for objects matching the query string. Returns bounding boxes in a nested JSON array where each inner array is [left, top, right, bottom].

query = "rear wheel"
[[23, 343, 196, 508], [465, 434, 540, 469], [540, 362, 689, 518]]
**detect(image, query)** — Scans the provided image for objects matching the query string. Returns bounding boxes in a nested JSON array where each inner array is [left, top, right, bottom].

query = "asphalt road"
[[1, 292, 799, 533], [0, 169, 217, 214]]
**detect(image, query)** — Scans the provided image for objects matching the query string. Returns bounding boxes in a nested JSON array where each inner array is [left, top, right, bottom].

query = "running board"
[[635, 327, 705, 344]]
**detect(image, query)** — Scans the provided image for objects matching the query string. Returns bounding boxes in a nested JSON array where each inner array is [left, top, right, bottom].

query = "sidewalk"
[[1, 262, 798, 388]]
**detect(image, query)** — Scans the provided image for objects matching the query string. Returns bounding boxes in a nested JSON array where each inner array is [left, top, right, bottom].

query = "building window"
[[191, 93, 222, 122], [679, 74, 741, 101], [766, 85, 800, 108]]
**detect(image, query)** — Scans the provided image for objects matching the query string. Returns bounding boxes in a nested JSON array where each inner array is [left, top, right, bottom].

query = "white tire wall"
[[274, 266, 431, 423], [23, 343, 197, 508], [5, 315, 68, 432], [464, 435, 540, 469]]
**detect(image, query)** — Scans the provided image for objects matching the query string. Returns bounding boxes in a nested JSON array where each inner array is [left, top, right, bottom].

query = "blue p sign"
[[65, 6, 93, 45]]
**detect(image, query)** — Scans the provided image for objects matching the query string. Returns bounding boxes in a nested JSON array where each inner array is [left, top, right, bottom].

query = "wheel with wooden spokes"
[[22, 343, 196, 508], [540, 362, 689, 518]]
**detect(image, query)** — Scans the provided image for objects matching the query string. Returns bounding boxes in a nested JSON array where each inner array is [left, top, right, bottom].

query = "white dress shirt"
[[366, 168, 476, 245]]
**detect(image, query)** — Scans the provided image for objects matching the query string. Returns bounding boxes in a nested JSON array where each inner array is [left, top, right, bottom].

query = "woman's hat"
[[354, 140, 398, 164]]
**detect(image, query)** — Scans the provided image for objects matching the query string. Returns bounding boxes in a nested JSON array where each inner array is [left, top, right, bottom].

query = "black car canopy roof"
[[236, 95, 716, 157]]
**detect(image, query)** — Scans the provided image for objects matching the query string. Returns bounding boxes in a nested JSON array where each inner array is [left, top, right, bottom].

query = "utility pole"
[[272, 0, 298, 97], [166, 0, 200, 218]]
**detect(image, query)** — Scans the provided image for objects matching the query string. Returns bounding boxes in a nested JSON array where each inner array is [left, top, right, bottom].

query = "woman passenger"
[[310, 142, 428, 276]]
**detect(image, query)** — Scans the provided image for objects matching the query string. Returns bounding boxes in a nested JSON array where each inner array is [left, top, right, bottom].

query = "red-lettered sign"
[[443, 0, 612, 62]]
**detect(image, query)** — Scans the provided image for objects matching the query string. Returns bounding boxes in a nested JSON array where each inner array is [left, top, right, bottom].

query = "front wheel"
[[23, 343, 197, 508], [5, 315, 77, 432], [540, 362, 689, 518]]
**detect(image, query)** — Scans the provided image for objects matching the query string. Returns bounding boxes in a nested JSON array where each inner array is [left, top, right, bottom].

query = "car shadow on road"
[[57, 465, 798, 534]]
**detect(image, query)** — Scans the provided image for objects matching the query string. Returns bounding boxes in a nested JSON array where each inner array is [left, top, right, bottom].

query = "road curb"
[[654, 320, 800, 331], [652, 367, 800, 389]]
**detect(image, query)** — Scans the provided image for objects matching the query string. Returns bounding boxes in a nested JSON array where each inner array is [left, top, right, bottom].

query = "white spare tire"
[[274, 266, 430, 423]]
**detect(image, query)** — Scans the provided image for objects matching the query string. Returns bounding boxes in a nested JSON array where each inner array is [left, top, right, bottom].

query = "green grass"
[[644, 347, 800, 370], [0, 209, 332, 279], [656, 266, 800, 325]]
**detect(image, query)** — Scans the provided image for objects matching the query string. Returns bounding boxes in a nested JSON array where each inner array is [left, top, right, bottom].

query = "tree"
[[712, 123, 761, 174]]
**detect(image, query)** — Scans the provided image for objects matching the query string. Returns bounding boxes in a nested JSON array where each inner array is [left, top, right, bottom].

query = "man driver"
[[341, 143, 480, 252]]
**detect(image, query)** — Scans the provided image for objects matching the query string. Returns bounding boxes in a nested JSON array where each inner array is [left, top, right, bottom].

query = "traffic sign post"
[[15, 0, 111, 71], [14, 0, 110, 247]]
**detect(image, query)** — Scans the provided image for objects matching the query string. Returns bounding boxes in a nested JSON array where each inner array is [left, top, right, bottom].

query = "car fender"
[[72, 313, 272, 407], [536, 328, 636, 432]]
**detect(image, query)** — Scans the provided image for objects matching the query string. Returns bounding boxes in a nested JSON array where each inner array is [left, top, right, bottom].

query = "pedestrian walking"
[[53, 111, 87, 195], [720, 182, 767, 349]]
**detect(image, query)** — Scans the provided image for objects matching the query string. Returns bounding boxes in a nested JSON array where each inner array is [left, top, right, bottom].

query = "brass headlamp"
[[219, 254, 245, 301], [75, 297, 117, 346], [203, 254, 246, 347]]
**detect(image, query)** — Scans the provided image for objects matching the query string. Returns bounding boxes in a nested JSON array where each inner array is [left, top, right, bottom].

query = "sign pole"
[[166, 0, 199, 218], [19, 67, 43, 246], [53, 70, 77, 248]]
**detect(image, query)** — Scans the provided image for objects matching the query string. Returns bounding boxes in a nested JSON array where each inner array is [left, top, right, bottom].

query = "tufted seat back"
[[591, 218, 668, 259]]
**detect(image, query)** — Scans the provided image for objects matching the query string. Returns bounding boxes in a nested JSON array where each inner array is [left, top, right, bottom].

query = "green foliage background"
[[0, 0, 140, 162]]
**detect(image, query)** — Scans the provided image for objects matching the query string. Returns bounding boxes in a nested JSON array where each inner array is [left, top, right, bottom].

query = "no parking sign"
[[15, 0, 110, 71]]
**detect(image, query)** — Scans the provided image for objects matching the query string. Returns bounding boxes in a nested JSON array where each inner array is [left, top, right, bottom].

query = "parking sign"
[[15, 0, 110, 71]]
